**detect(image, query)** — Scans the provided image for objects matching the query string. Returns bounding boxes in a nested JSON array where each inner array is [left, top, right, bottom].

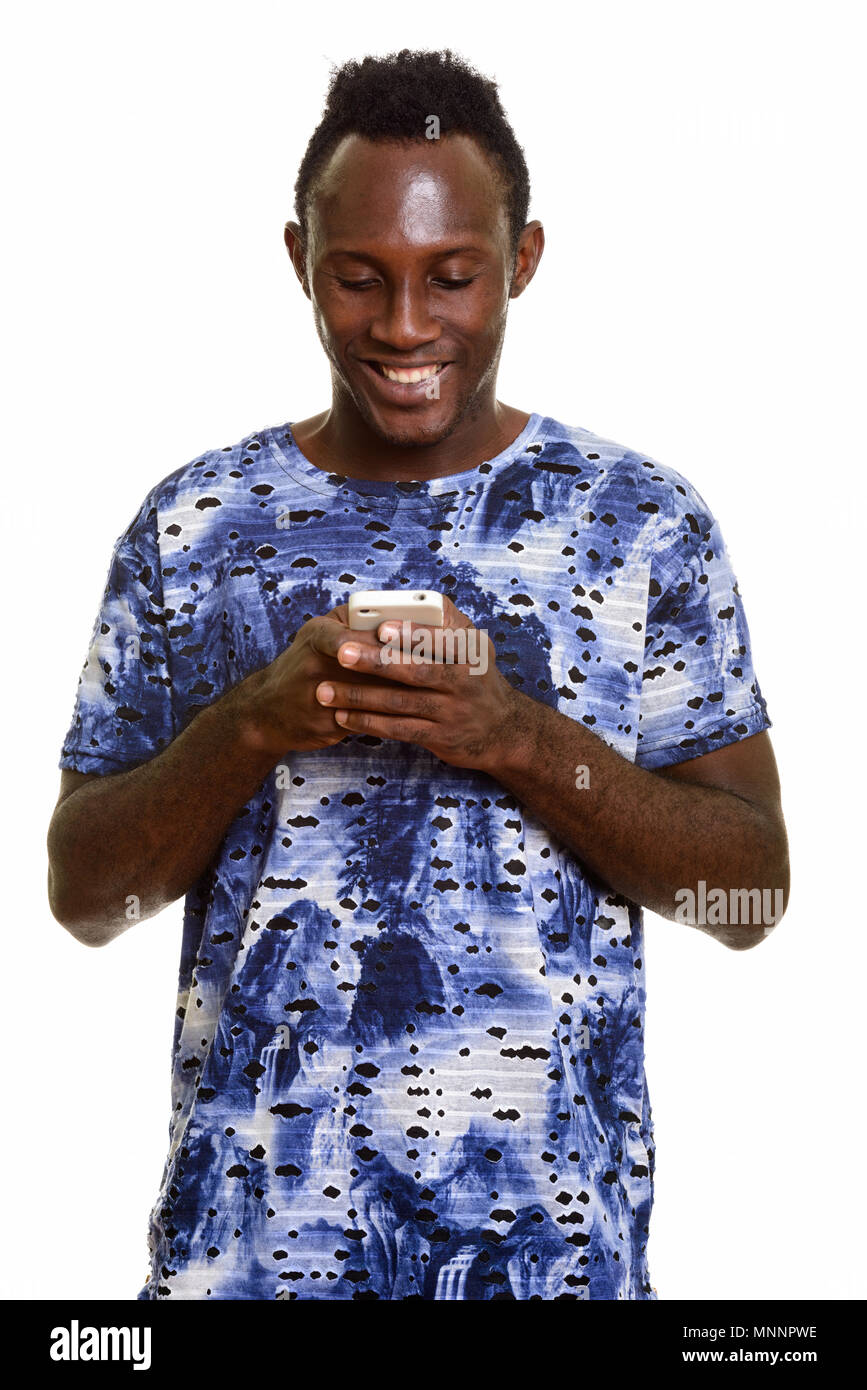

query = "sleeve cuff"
[[59, 746, 143, 775], [635, 701, 772, 770]]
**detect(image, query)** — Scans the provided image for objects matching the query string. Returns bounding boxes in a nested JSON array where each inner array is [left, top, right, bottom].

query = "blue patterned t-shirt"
[[59, 412, 770, 1300]]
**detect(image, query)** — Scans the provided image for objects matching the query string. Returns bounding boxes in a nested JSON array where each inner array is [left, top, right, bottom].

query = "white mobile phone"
[[347, 589, 445, 631]]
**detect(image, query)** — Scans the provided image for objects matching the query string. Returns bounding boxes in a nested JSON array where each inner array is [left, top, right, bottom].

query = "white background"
[[3, 0, 864, 1301]]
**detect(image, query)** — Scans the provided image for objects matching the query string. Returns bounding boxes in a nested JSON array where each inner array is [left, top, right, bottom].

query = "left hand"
[[316, 595, 526, 773]]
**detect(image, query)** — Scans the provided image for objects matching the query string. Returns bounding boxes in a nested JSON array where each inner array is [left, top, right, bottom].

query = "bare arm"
[[305, 604, 790, 950], [47, 610, 381, 947], [47, 683, 276, 946], [488, 700, 789, 949]]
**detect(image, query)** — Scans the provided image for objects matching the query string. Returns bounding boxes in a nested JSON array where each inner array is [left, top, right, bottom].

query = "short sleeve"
[[59, 500, 175, 774], [635, 514, 771, 769]]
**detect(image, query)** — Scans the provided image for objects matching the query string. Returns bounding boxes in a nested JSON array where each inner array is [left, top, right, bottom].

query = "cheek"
[[311, 300, 358, 363], [461, 288, 510, 341], [458, 307, 508, 366], [311, 288, 354, 337]]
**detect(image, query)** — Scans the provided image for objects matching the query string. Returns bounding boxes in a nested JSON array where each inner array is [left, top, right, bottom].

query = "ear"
[[509, 220, 545, 299], [284, 221, 311, 299]]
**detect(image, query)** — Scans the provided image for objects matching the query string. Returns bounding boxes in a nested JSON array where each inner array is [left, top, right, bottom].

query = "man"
[[48, 49, 789, 1301]]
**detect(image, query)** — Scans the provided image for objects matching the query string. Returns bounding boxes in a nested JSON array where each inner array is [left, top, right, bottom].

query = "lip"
[[357, 358, 452, 404]]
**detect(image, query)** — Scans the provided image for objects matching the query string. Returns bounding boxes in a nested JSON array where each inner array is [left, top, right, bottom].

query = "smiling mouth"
[[366, 361, 447, 384]]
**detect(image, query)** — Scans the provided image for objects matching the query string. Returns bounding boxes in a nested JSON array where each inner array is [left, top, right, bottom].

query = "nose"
[[368, 278, 442, 352]]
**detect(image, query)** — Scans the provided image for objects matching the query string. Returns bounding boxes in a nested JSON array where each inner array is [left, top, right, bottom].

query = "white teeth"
[[381, 364, 441, 383]]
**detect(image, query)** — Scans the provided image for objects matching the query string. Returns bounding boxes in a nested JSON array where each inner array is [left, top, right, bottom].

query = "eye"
[[336, 278, 379, 291], [433, 277, 477, 290]]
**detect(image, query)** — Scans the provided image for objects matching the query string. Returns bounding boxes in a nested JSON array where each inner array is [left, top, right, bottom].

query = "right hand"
[[237, 604, 385, 756]]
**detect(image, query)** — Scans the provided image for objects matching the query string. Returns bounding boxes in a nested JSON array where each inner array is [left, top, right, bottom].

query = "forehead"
[[307, 133, 509, 252]]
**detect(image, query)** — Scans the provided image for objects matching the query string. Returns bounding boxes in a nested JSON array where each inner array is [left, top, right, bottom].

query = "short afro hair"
[[294, 49, 531, 256]]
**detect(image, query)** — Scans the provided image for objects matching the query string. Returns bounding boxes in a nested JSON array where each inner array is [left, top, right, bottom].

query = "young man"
[[48, 49, 789, 1301]]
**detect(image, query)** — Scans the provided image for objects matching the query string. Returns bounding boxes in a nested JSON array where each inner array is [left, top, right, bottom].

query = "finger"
[[377, 607, 473, 647], [372, 628, 482, 682], [341, 649, 469, 687], [377, 620, 457, 655], [309, 617, 383, 668], [316, 634, 455, 685], [440, 594, 473, 628], [315, 680, 443, 718], [331, 708, 438, 744]]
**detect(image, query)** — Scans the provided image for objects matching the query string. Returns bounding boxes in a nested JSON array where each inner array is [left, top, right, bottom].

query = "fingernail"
[[379, 623, 400, 641], [334, 709, 349, 724], [316, 682, 334, 704], [339, 644, 361, 665]]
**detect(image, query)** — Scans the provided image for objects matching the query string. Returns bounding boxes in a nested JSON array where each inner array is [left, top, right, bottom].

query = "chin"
[[356, 396, 472, 450], [370, 416, 462, 449]]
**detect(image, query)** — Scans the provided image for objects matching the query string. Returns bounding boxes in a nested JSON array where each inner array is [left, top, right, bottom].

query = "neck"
[[291, 386, 530, 484]]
